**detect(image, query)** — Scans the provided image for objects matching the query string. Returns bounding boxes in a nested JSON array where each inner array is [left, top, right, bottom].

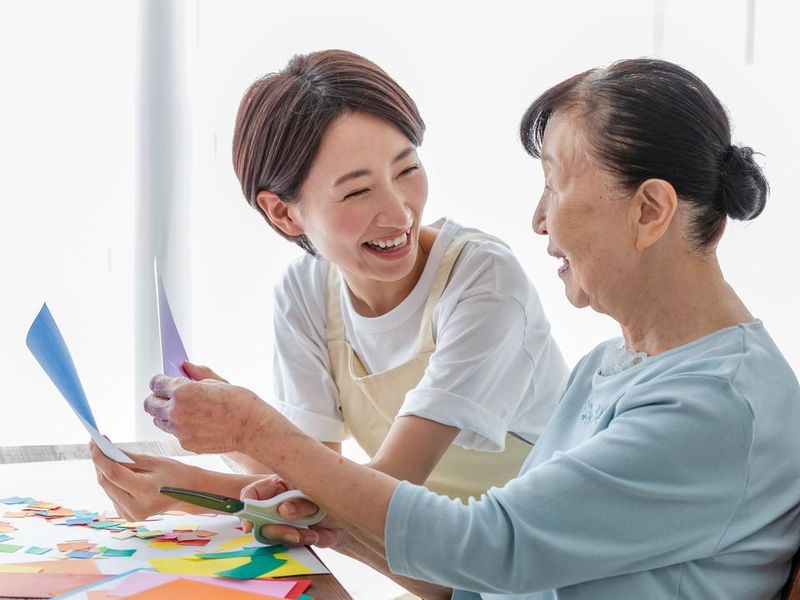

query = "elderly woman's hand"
[[89, 442, 200, 521], [143, 374, 266, 454], [240, 476, 343, 548]]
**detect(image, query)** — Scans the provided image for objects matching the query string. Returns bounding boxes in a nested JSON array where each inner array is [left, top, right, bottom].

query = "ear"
[[256, 191, 304, 237], [630, 179, 678, 251]]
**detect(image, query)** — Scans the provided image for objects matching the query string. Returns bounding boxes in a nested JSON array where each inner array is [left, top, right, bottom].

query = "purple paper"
[[154, 263, 189, 377], [109, 571, 298, 596]]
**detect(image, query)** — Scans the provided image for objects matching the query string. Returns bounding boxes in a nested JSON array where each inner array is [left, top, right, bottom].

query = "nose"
[[376, 190, 412, 230], [532, 193, 548, 236]]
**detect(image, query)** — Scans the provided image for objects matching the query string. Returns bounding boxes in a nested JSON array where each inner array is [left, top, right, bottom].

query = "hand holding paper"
[[26, 303, 133, 464]]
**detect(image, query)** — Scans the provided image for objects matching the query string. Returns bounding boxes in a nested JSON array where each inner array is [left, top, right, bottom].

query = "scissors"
[[160, 486, 326, 545]]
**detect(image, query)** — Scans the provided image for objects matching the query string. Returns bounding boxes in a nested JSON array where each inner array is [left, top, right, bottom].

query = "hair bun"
[[719, 144, 769, 221]]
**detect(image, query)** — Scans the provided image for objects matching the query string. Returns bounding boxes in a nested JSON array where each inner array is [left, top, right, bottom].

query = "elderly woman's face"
[[532, 112, 635, 312]]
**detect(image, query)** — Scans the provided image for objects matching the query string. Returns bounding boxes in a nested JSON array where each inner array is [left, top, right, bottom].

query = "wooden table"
[[0, 442, 352, 599]]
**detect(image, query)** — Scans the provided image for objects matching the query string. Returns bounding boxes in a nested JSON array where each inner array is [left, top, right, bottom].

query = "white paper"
[[75, 411, 133, 464]]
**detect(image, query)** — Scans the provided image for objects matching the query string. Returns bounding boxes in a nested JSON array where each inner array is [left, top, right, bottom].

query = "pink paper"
[[109, 572, 297, 597]]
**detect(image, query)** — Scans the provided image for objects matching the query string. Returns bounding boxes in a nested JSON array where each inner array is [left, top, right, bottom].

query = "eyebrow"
[[333, 147, 416, 187]]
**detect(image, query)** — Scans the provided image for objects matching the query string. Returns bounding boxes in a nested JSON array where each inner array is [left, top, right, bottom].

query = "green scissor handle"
[[237, 489, 326, 545]]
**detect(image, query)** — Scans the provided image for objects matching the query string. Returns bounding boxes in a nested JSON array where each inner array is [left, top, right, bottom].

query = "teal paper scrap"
[[0, 534, 12, 542], [215, 553, 288, 579], [26, 546, 51, 555], [101, 547, 137, 557], [197, 545, 287, 560], [0, 497, 34, 505]]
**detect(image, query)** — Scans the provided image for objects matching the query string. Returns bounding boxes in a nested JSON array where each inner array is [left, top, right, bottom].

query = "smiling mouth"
[[363, 229, 411, 252], [558, 256, 571, 275]]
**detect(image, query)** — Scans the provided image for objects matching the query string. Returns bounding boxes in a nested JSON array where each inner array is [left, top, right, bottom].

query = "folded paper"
[[25, 304, 133, 464]]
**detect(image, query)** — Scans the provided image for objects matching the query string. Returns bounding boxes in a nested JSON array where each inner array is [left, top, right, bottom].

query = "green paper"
[[0, 543, 24, 553], [215, 553, 287, 579], [198, 545, 286, 560], [101, 547, 137, 557], [25, 546, 51, 555]]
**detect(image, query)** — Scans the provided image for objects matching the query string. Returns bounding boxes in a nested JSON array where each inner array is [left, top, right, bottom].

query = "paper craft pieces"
[[155, 262, 189, 377], [0, 521, 17, 533], [25, 303, 133, 464], [68, 550, 98, 559], [0, 496, 35, 505], [107, 571, 303, 597], [0, 535, 12, 542], [8, 558, 102, 574], [0, 543, 24, 553], [0, 572, 109, 599], [0, 564, 43, 572], [4, 511, 29, 518], [100, 548, 137, 557], [25, 546, 52, 555], [123, 578, 278, 600], [58, 541, 95, 553]]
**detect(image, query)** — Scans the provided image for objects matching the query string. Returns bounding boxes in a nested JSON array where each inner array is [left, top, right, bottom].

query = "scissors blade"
[[159, 486, 245, 514]]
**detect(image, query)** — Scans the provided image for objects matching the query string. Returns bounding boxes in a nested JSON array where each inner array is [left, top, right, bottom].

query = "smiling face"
[[287, 111, 428, 287], [532, 111, 637, 312]]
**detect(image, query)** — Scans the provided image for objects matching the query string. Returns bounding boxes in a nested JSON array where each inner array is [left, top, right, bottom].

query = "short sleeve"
[[399, 245, 560, 451], [271, 260, 348, 442]]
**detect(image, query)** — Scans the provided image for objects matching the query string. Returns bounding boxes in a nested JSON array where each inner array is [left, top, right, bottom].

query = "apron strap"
[[415, 230, 509, 354], [325, 225, 510, 354], [325, 263, 346, 343]]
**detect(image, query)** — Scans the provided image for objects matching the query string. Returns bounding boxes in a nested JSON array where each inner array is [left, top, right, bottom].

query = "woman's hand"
[[240, 476, 343, 548], [143, 374, 265, 454], [89, 442, 200, 521]]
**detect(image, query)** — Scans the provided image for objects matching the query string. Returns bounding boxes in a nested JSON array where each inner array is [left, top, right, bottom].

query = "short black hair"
[[520, 58, 768, 249]]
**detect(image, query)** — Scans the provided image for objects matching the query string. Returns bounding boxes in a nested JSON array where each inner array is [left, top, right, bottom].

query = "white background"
[[1, 2, 798, 598], [1, 0, 798, 469]]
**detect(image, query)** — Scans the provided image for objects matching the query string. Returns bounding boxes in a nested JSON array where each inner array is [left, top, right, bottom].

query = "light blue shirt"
[[385, 322, 800, 599]]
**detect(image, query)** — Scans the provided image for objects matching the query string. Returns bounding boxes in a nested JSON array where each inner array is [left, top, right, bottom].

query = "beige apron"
[[326, 228, 532, 501]]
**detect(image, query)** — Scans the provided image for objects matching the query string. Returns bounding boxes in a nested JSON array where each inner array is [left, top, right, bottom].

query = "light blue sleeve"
[[385, 375, 753, 594]]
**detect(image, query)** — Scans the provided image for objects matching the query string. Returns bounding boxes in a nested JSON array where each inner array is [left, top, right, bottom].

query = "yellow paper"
[[0, 564, 44, 573], [149, 556, 250, 576], [267, 552, 314, 577], [148, 541, 184, 551], [148, 552, 313, 578], [216, 534, 253, 552]]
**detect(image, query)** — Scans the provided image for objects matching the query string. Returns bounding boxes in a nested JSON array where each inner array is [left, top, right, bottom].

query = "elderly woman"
[[108, 58, 800, 599]]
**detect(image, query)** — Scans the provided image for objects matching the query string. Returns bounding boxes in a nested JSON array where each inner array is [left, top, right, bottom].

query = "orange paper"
[[125, 578, 280, 599]]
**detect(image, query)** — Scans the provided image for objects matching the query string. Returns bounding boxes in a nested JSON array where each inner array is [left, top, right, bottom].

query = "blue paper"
[[154, 262, 189, 378], [0, 497, 34, 505], [26, 303, 97, 429], [26, 303, 133, 463]]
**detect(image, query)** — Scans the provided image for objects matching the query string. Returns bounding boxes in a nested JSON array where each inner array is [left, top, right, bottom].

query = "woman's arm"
[[367, 416, 457, 485]]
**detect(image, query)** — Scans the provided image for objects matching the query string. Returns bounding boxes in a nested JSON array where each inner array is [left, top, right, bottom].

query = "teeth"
[[366, 230, 410, 250]]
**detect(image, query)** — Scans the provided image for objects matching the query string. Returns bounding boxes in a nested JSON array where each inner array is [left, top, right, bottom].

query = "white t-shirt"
[[271, 219, 569, 451]]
